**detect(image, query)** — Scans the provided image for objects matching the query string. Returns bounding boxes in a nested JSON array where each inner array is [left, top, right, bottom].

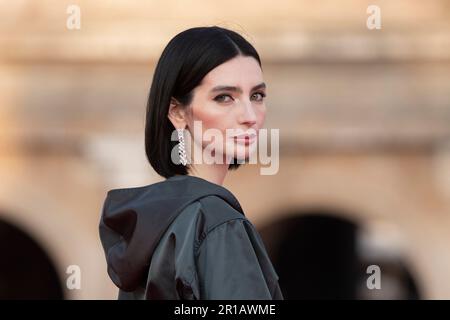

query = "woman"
[[99, 26, 283, 300]]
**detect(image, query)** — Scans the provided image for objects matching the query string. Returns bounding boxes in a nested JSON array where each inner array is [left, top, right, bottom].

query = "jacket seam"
[[194, 215, 248, 255]]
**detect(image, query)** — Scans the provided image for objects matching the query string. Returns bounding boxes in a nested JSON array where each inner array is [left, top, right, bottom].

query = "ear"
[[167, 97, 187, 129]]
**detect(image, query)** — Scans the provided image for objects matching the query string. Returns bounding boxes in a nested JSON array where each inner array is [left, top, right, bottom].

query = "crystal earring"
[[177, 128, 187, 166]]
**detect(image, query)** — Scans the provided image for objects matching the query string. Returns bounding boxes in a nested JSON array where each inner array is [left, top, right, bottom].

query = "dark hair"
[[145, 26, 262, 178]]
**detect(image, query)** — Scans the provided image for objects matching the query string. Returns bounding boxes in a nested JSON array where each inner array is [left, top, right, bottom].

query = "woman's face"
[[185, 55, 266, 164]]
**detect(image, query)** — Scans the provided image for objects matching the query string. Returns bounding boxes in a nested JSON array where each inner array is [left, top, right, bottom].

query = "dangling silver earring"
[[177, 128, 187, 166]]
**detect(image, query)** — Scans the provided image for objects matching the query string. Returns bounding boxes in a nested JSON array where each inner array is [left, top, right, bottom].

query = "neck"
[[187, 162, 229, 186]]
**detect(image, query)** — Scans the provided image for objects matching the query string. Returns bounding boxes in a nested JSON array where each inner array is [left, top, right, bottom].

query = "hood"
[[99, 174, 244, 292]]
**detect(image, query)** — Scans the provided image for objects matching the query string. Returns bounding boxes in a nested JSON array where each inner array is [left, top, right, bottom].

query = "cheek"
[[256, 105, 266, 126], [189, 101, 267, 139], [192, 102, 233, 131], [189, 102, 234, 150]]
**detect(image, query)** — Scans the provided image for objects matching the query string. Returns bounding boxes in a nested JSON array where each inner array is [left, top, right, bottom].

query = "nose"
[[239, 100, 257, 127]]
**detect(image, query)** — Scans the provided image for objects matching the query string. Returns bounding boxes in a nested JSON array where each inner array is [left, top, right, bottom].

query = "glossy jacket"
[[99, 175, 284, 300]]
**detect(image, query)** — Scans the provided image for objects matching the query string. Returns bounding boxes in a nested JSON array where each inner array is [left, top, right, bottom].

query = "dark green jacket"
[[99, 174, 283, 300]]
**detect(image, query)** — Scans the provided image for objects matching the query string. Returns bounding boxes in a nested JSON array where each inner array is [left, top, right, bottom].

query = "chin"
[[219, 140, 257, 164], [231, 146, 257, 163]]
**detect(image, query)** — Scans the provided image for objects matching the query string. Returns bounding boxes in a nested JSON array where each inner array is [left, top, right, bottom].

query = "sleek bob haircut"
[[145, 26, 262, 179]]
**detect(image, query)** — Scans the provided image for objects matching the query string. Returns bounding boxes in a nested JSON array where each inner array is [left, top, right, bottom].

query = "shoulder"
[[198, 194, 245, 217], [197, 195, 247, 231], [173, 195, 246, 248]]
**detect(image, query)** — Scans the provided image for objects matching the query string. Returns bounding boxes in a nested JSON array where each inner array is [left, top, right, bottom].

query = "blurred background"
[[0, 0, 449, 299]]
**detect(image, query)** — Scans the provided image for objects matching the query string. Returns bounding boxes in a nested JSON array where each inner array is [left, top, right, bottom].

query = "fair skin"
[[168, 55, 267, 186]]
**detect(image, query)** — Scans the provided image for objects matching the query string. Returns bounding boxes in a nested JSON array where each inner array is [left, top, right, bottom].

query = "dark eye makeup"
[[213, 92, 266, 103]]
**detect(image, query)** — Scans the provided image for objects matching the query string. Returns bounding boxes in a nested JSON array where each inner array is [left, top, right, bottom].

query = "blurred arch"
[[258, 208, 421, 300], [0, 216, 64, 299]]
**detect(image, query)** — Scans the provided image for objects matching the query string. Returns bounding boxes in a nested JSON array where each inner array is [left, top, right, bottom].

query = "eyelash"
[[213, 92, 266, 103]]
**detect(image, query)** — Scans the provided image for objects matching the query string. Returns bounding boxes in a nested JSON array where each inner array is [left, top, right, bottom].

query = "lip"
[[233, 133, 257, 145]]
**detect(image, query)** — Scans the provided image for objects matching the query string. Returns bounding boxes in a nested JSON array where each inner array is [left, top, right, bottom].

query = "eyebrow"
[[210, 82, 266, 94]]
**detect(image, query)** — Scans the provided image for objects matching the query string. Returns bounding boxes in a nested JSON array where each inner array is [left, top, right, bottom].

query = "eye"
[[213, 94, 234, 103], [251, 92, 266, 102]]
